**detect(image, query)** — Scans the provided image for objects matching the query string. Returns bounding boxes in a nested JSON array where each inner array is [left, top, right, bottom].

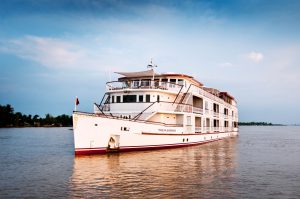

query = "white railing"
[[106, 81, 183, 93], [175, 104, 192, 113], [190, 84, 236, 110], [213, 112, 219, 118], [193, 107, 203, 114], [99, 104, 110, 111], [195, 127, 202, 132], [204, 127, 211, 132], [213, 127, 220, 132]]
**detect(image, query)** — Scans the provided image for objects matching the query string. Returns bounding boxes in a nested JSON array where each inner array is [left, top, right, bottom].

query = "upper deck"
[[106, 69, 237, 108]]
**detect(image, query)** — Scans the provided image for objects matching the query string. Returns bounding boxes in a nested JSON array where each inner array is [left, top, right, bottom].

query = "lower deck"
[[73, 112, 238, 155]]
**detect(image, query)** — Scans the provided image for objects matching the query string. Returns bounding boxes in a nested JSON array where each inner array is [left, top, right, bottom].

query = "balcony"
[[175, 104, 192, 113], [213, 112, 219, 118], [195, 126, 202, 132], [106, 80, 183, 93], [212, 127, 220, 132], [193, 107, 203, 114]]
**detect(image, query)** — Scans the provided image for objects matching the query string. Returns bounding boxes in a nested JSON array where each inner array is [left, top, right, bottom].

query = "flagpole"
[[75, 96, 78, 111]]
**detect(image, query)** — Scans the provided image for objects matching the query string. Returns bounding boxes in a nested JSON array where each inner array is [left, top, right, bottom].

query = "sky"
[[0, 0, 300, 124]]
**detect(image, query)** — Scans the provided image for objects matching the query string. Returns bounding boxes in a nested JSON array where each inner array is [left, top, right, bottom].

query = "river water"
[[0, 126, 300, 198]]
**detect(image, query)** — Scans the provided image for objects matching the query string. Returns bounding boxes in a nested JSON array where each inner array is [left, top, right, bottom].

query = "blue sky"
[[0, 0, 300, 124]]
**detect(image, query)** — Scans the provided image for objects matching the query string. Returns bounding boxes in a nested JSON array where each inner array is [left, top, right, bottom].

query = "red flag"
[[76, 97, 80, 106]]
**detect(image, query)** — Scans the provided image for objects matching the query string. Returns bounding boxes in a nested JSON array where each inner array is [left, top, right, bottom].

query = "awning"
[[115, 69, 159, 78]]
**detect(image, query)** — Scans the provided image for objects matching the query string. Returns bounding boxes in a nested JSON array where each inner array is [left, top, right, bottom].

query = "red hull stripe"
[[141, 131, 234, 136], [75, 137, 227, 155]]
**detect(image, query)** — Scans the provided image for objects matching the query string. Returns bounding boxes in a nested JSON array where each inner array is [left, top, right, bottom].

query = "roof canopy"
[[115, 69, 159, 78]]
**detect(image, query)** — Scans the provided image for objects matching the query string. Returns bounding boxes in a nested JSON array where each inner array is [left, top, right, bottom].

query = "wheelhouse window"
[[111, 95, 115, 103], [123, 95, 137, 103], [146, 94, 150, 102], [178, 79, 184, 86], [139, 95, 144, 102], [116, 96, 121, 103], [170, 79, 176, 88], [170, 79, 176, 83]]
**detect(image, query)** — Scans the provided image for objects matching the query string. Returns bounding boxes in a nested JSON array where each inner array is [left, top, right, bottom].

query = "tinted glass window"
[[146, 94, 150, 102], [139, 95, 144, 102], [123, 95, 137, 103]]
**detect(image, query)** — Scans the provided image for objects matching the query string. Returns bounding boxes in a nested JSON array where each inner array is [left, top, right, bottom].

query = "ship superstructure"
[[73, 67, 238, 155]]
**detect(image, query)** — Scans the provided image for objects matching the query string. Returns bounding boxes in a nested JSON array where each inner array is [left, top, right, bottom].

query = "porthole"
[[183, 138, 185, 142], [187, 138, 189, 142], [95, 124, 98, 126]]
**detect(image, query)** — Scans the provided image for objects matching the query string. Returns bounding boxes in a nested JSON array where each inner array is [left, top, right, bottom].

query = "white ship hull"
[[73, 112, 238, 155]]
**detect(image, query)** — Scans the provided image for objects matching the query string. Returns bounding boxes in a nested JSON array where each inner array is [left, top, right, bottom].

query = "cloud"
[[247, 51, 264, 62], [219, 62, 233, 68], [0, 36, 86, 69]]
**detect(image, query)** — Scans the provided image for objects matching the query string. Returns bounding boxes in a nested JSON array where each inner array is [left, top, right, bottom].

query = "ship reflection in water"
[[68, 137, 238, 198]]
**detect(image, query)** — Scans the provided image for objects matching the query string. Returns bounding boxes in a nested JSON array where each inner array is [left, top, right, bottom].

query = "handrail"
[[132, 101, 157, 121], [179, 84, 192, 104], [74, 111, 183, 127], [172, 84, 184, 105], [106, 80, 183, 92], [99, 92, 108, 106], [93, 103, 107, 117]]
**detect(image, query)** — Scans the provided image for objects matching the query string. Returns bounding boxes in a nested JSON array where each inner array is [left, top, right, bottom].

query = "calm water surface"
[[0, 126, 300, 198]]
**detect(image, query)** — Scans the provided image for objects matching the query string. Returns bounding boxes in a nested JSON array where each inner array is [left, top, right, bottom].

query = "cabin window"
[[187, 116, 191, 125], [154, 79, 159, 87], [133, 80, 140, 88], [141, 79, 150, 87], [161, 78, 168, 82], [157, 95, 160, 102], [178, 79, 184, 85], [116, 96, 121, 103], [170, 79, 176, 88], [146, 94, 150, 102], [205, 101, 209, 110], [224, 108, 228, 115], [111, 96, 115, 103], [224, 121, 228, 127], [123, 95, 137, 103], [139, 95, 144, 102]]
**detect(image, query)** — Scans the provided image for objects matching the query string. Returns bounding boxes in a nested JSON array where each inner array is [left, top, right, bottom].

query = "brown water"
[[0, 126, 300, 198]]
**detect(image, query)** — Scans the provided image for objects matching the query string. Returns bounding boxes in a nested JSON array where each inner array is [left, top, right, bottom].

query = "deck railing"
[[193, 107, 203, 114], [105, 80, 237, 111], [106, 80, 183, 93], [213, 112, 219, 118], [195, 126, 202, 132]]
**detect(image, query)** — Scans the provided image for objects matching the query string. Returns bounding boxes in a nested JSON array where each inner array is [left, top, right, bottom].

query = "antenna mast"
[[147, 58, 157, 81]]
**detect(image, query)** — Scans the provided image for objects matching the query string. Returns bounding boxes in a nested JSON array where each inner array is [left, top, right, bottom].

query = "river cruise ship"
[[73, 67, 238, 155]]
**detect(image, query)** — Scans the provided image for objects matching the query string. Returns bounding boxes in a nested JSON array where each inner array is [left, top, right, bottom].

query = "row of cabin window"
[[205, 101, 234, 116], [111, 94, 160, 103], [131, 78, 185, 86]]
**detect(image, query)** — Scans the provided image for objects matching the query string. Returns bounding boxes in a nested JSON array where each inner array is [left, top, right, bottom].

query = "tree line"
[[0, 104, 72, 127], [238, 122, 282, 126]]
